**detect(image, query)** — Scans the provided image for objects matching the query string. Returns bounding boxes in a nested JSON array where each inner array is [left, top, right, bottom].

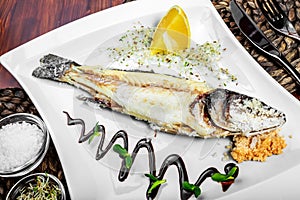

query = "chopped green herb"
[[106, 24, 237, 86]]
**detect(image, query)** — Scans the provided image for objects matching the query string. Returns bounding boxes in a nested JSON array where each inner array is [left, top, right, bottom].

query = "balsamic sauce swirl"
[[63, 111, 239, 199]]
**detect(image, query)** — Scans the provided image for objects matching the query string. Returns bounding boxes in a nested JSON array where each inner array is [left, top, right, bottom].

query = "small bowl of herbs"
[[6, 173, 66, 200]]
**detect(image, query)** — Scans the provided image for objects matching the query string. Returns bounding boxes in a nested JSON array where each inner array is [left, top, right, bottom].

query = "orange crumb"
[[231, 129, 286, 163]]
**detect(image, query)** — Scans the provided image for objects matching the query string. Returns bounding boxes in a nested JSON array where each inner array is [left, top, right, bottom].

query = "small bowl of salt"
[[0, 113, 50, 177]]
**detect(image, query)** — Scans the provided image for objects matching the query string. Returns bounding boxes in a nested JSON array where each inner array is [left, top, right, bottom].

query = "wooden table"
[[0, 0, 300, 198], [0, 0, 125, 88]]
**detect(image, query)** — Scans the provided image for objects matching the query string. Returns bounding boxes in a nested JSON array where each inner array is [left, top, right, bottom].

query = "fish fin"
[[77, 94, 124, 112], [32, 54, 80, 80], [77, 95, 110, 109]]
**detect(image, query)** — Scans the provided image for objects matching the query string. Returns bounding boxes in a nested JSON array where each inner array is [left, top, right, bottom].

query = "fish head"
[[203, 89, 286, 136]]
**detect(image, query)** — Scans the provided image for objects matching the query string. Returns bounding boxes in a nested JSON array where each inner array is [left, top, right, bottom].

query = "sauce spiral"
[[64, 111, 239, 199]]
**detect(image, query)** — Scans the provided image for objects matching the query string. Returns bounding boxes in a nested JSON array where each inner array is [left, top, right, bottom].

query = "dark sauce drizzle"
[[63, 111, 239, 199]]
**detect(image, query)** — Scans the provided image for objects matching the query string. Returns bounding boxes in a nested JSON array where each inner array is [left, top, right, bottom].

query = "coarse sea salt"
[[0, 121, 44, 172]]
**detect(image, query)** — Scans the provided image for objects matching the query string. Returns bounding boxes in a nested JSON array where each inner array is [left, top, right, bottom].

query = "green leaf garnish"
[[182, 181, 201, 198], [125, 155, 133, 169], [227, 166, 237, 177], [113, 144, 128, 156], [88, 122, 100, 144], [113, 144, 132, 169], [211, 167, 237, 182], [145, 173, 158, 181], [144, 174, 166, 194]]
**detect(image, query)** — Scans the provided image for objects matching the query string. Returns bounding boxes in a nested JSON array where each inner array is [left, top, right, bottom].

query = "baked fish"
[[32, 54, 286, 138]]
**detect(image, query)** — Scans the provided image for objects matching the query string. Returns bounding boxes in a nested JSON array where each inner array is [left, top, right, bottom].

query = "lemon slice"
[[150, 5, 191, 55]]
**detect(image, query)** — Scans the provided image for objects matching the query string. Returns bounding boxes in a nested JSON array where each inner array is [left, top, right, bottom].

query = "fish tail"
[[32, 54, 80, 81]]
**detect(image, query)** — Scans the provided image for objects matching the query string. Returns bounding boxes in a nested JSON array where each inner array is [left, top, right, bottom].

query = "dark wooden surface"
[[0, 0, 124, 88], [0, 0, 300, 199]]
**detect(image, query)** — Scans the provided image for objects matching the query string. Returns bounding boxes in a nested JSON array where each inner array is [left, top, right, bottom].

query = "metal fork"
[[256, 0, 300, 42]]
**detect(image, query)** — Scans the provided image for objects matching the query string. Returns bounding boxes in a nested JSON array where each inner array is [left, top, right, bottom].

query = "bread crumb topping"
[[231, 129, 286, 163]]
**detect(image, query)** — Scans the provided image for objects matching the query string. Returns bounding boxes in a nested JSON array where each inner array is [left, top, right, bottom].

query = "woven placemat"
[[212, 0, 300, 92], [0, 88, 70, 199]]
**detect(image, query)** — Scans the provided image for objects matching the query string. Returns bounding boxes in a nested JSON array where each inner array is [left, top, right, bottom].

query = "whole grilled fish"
[[32, 54, 286, 138]]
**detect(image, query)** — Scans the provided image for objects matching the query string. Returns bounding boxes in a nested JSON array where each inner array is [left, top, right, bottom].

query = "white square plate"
[[1, 0, 300, 199]]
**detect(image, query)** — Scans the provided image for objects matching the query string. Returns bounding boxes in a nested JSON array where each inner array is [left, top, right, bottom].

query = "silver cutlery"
[[230, 0, 300, 87], [256, 0, 300, 42]]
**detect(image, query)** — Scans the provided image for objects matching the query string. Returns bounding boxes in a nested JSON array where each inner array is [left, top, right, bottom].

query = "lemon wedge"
[[150, 5, 191, 55]]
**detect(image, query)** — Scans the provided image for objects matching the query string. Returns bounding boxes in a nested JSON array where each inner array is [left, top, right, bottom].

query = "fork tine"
[[267, 0, 285, 21], [269, 0, 284, 15], [256, 0, 300, 41], [256, 0, 274, 22], [256, 0, 285, 28]]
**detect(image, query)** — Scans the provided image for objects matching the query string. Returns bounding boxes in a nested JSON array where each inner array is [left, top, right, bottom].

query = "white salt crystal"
[[0, 121, 44, 171]]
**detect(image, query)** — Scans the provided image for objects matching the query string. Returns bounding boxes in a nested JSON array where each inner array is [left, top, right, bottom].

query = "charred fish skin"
[[32, 54, 286, 138]]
